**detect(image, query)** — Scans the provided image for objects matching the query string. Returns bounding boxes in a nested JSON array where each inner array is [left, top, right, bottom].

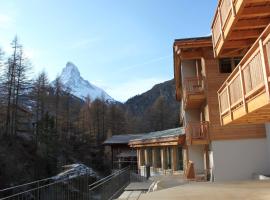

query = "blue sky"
[[0, 0, 217, 102]]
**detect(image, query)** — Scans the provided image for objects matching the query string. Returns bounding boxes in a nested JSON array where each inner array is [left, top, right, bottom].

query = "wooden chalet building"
[[129, 128, 185, 176], [173, 0, 270, 181], [103, 134, 143, 170]]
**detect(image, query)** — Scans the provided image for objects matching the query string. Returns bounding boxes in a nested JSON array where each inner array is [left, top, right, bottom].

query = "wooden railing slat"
[[259, 39, 270, 100]]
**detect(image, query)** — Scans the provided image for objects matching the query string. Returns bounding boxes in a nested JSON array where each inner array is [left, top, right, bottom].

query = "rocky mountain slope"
[[125, 79, 179, 116], [124, 79, 181, 133]]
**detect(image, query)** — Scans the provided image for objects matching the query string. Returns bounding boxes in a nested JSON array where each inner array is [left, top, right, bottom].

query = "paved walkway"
[[117, 191, 144, 200], [116, 181, 153, 200], [117, 173, 186, 200], [149, 173, 187, 191], [138, 180, 270, 200], [125, 181, 153, 191]]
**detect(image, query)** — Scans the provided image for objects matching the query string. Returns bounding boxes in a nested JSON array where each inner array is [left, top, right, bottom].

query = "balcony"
[[183, 77, 206, 109], [212, 0, 270, 58], [185, 122, 210, 145], [218, 24, 270, 125]]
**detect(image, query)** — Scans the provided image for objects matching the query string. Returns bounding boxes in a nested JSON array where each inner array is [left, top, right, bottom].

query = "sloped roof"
[[174, 36, 212, 43], [103, 134, 144, 145], [130, 127, 185, 143]]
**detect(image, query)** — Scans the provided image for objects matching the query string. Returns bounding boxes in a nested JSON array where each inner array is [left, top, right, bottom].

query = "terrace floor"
[[138, 180, 270, 200], [117, 173, 187, 200]]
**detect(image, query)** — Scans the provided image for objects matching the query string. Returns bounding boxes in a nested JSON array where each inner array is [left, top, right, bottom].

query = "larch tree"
[[2, 36, 27, 136], [0, 48, 4, 135], [13, 47, 32, 136], [32, 71, 50, 136], [53, 76, 63, 137]]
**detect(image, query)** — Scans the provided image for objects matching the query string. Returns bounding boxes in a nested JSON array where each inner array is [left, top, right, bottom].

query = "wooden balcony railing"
[[212, 0, 270, 57], [184, 77, 205, 94], [212, 0, 235, 48], [185, 122, 209, 145], [218, 24, 270, 125], [183, 77, 205, 109]]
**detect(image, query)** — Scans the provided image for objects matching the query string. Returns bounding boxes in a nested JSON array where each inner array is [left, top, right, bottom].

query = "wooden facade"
[[173, 36, 267, 180], [171, 0, 270, 181], [174, 37, 266, 142], [212, 0, 270, 58], [104, 134, 142, 170]]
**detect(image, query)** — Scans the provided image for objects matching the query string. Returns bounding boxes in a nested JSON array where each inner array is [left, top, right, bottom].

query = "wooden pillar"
[[161, 147, 168, 170], [157, 148, 161, 168], [152, 148, 158, 168], [172, 146, 178, 171], [204, 145, 210, 179], [149, 148, 152, 165], [145, 148, 150, 165], [183, 145, 189, 173], [138, 148, 145, 166]]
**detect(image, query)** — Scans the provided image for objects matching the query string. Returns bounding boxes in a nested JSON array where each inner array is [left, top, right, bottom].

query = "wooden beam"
[[236, 18, 270, 30], [180, 49, 203, 60], [130, 141, 180, 148], [246, 0, 270, 3], [223, 39, 255, 48], [221, 48, 246, 57], [174, 39, 212, 49], [230, 29, 263, 40], [241, 5, 270, 18], [129, 134, 184, 146]]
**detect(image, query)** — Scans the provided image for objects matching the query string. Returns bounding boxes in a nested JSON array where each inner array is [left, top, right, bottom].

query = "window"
[[219, 57, 242, 73], [219, 58, 232, 73]]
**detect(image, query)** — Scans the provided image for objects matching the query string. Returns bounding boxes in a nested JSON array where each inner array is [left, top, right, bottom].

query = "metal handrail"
[[0, 168, 131, 200], [89, 167, 129, 191], [0, 177, 52, 192], [89, 167, 129, 189]]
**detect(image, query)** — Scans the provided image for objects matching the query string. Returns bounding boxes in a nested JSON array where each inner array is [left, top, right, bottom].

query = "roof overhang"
[[129, 135, 185, 148]]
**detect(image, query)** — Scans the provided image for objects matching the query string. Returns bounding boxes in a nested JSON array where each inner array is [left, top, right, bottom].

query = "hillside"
[[125, 79, 178, 115], [124, 79, 180, 133]]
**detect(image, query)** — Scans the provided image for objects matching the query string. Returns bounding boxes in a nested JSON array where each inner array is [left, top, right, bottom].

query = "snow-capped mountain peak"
[[61, 62, 81, 79], [58, 62, 114, 102]]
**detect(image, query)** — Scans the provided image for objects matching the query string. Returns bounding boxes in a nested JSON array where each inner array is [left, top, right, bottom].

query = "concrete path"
[[138, 180, 270, 200], [149, 173, 187, 191], [116, 181, 152, 200], [117, 191, 143, 200], [125, 181, 153, 191]]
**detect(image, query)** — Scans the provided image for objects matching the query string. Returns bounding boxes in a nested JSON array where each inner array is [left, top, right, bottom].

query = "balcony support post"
[[226, 82, 233, 121], [230, 0, 236, 17], [239, 65, 247, 113], [259, 39, 270, 100], [217, 92, 223, 125], [218, 8, 225, 42], [212, 33, 217, 57]]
